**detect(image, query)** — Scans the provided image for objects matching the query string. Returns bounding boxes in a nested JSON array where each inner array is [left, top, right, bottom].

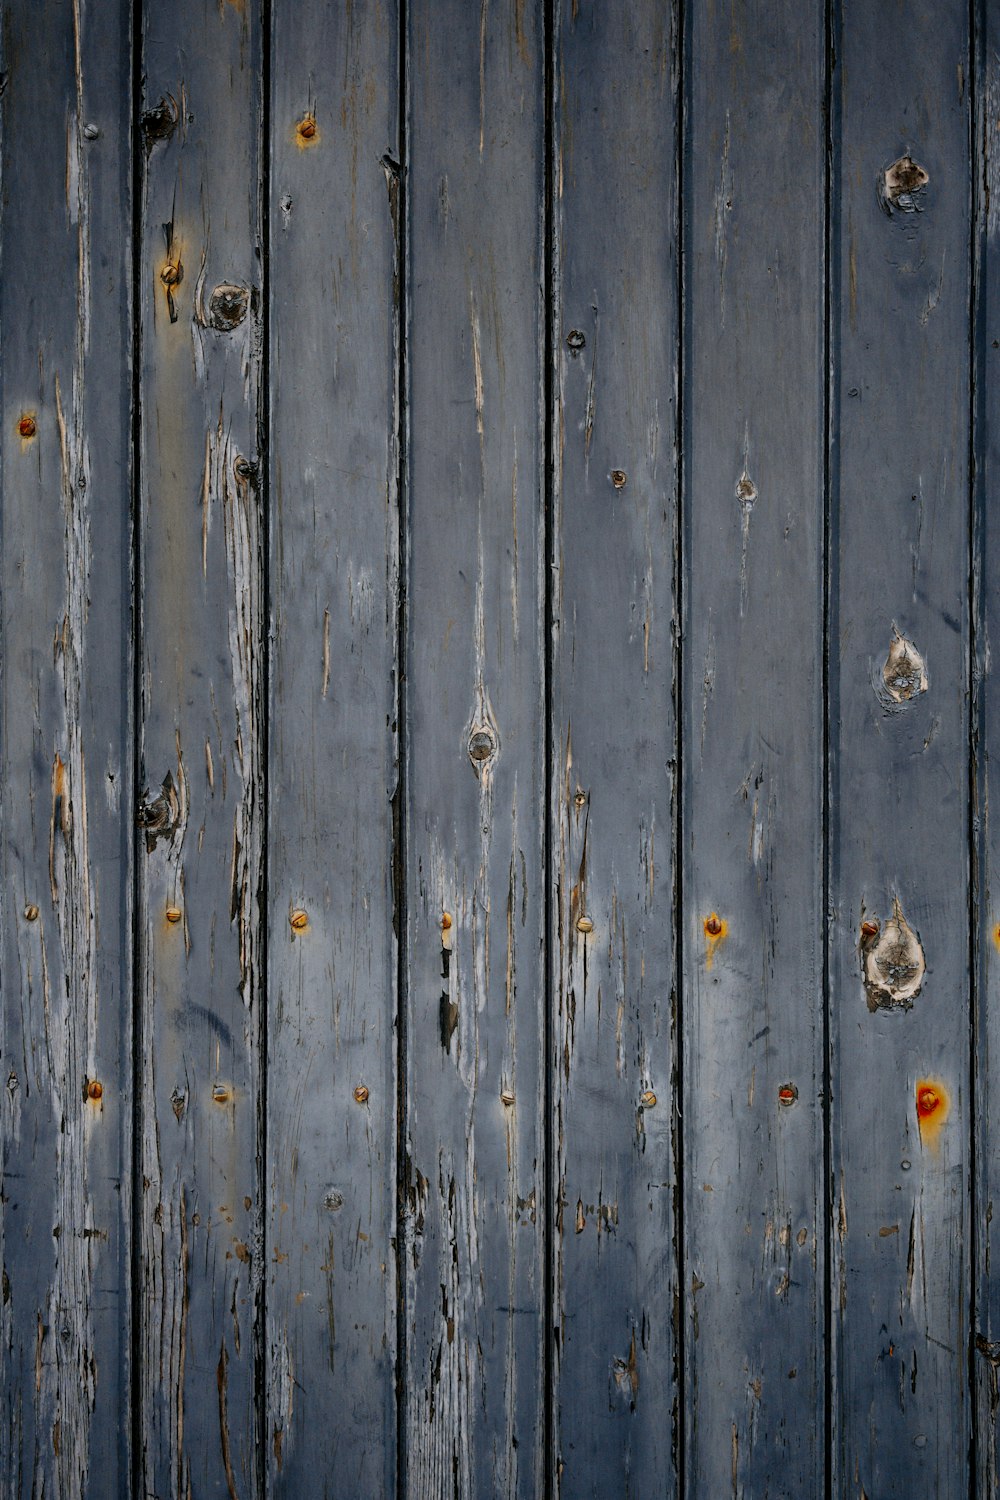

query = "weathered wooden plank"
[[681, 3, 827, 1493], [135, 3, 264, 1493], [975, 4, 1000, 1491], [0, 4, 133, 1495], [264, 3, 400, 1491], [402, 2, 546, 1492], [830, 5, 971, 1493], [549, 4, 679, 1492]]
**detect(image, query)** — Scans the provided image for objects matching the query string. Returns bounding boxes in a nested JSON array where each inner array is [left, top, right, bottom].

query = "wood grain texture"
[[264, 2, 399, 1492], [135, 2, 264, 1494], [681, 2, 826, 1493], [0, 3, 133, 1496], [550, 4, 679, 1493], [975, 3, 999, 1491], [402, 2, 546, 1493], [830, 3, 971, 1493]]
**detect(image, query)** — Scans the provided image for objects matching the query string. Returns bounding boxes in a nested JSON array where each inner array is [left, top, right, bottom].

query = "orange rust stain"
[[992, 922, 1000, 952], [916, 1077, 950, 1150], [295, 114, 319, 148], [704, 912, 727, 968]]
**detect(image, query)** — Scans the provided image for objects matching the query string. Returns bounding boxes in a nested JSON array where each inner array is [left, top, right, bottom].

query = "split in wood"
[[860, 897, 925, 1010]]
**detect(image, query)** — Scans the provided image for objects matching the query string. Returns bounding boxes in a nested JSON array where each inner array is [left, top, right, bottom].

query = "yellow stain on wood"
[[916, 1077, 949, 1151], [992, 921, 1000, 952], [704, 911, 727, 968]]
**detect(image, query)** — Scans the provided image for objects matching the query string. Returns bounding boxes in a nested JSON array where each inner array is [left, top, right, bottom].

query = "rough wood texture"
[[550, 3, 680, 1493], [0, 3, 133, 1496], [682, 2, 826, 1493], [135, 2, 264, 1494], [402, 2, 546, 1493], [830, 4, 971, 1494], [265, 2, 400, 1492]]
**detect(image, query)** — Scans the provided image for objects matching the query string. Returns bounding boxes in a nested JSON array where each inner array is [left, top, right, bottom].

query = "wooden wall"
[[0, 1, 991, 1495]]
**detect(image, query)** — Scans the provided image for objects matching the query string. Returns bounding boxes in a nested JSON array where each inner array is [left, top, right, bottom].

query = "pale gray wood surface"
[[402, 2, 546, 1493], [136, 2, 265, 1493], [550, 3, 680, 1493], [830, 3, 972, 1493], [265, 2, 400, 1492], [682, 3, 827, 1494], [0, 3, 133, 1495]]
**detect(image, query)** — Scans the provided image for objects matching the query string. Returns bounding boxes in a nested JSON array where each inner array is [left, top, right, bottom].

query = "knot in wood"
[[611, 469, 627, 490], [136, 771, 179, 852], [566, 329, 586, 352], [233, 455, 257, 482], [323, 1187, 345, 1211], [468, 727, 496, 765], [880, 154, 929, 214], [862, 898, 925, 1010], [141, 94, 178, 146], [208, 282, 250, 332]]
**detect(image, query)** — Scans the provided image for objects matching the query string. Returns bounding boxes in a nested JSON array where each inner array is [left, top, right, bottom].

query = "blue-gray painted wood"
[[0, 3, 133, 1496], [265, 2, 400, 1492], [136, 2, 264, 1494], [402, 2, 546, 1493], [682, 3, 826, 1494], [975, 3, 999, 1491], [830, 3, 971, 1494], [550, 4, 679, 1494]]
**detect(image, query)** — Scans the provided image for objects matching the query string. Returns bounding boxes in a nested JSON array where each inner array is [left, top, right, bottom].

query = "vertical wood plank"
[[0, 3, 133, 1495], [681, 3, 827, 1493], [265, 3, 400, 1491], [550, 4, 680, 1491], [975, 1, 998, 1489], [402, 2, 546, 1492], [136, 3, 264, 1493], [831, 4, 971, 1493]]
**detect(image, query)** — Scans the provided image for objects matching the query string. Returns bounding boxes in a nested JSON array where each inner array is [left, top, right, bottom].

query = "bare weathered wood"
[[681, 3, 827, 1492], [0, 5, 133, 1496], [402, 2, 546, 1492], [830, 5, 971, 1493], [550, 4, 679, 1491], [264, 3, 400, 1491], [136, 3, 264, 1493]]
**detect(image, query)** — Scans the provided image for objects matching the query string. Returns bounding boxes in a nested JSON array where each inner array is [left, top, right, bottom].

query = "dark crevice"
[[393, 0, 410, 1495], [128, 0, 145, 1495], [543, 2, 556, 1495], [674, 0, 687, 1494]]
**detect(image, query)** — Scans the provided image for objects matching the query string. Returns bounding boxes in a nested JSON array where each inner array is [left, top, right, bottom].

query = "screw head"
[[83, 123, 100, 140], [353, 1084, 369, 1104], [576, 914, 594, 934], [573, 789, 587, 808], [24, 903, 39, 922], [860, 920, 879, 940], [778, 1083, 798, 1107], [165, 906, 182, 924], [640, 1090, 657, 1109], [212, 1083, 231, 1104], [160, 260, 182, 288], [611, 470, 627, 490], [18, 414, 36, 439], [566, 329, 586, 352], [290, 909, 308, 931], [705, 913, 723, 938], [500, 1089, 516, 1106], [917, 1085, 940, 1118], [87, 1079, 103, 1102], [297, 115, 318, 142], [441, 912, 452, 932]]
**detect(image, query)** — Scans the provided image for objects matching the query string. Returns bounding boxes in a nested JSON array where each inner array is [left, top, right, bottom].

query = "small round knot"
[[611, 470, 627, 490], [468, 727, 496, 764], [566, 329, 586, 352], [208, 282, 250, 332]]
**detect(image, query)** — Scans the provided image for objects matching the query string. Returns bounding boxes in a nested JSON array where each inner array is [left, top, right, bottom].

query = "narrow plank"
[[975, 4, 1000, 1491], [135, 3, 265, 1494], [681, 3, 826, 1493], [831, 5, 971, 1494], [0, 4, 133, 1495], [264, 3, 400, 1491], [403, 1, 546, 1492], [550, 4, 679, 1491]]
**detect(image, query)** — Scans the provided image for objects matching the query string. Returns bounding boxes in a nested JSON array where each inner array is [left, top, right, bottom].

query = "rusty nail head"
[[640, 1090, 657, 1109], [778, 1083, 798, 1106], [354, 1084, 369, 1104], [87, 1080, 103, 1102], [566, 329, 586, 352], [861, 920, 879, 939], [160, 261, 182, 287], [18, 415, 36, 439], [297, 115, 317, 140], [917, 1085, 940, 1117], [611, 470, 627, 490], [500, 1089, 515, 1106], [212, 1084, 230, 1104], [165, 906, 182, 924], [705, 913, 723, 938], [290, 908, 308, 930], [576, 914, 594, 934], [24, 903, 39, 922], [441, 912, 452, 931]]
